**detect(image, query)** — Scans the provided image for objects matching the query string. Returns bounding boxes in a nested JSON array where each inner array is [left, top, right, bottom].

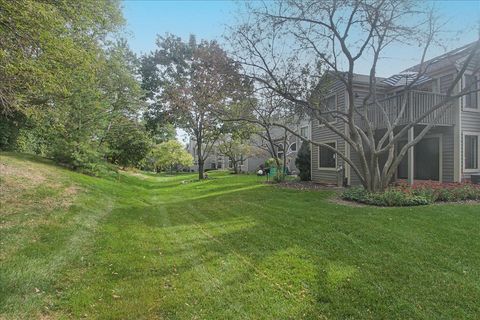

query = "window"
[[320, 95, 337, 124], [290, 142, 297, 152], [465, 134, 479, 170], [464, 74, 478, 110], [300, 126, 308, 138], [318, 142, 336, 169], [276, 143, 284, 159]]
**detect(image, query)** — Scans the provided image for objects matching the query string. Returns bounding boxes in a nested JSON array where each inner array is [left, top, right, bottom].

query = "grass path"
[[1, 153, 480, 319]]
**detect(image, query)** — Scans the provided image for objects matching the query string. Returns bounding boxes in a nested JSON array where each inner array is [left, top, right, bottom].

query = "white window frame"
[[276, 142, 284, 159], [463, 132, 480, 172], [289, 142, 297, 152], [300, 126, 309, 139], [318, 140, 337, 171], [462, 73, 480, 112], [319, 94, 338, 127]]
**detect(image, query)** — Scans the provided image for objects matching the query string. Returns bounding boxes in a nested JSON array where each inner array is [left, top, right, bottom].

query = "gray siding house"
[[311, 43, 480, 186], [185, 137, 269, 173], [269, 117, 311, 174]]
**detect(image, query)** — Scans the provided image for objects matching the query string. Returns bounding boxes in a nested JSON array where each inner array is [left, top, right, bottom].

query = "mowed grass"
[[1, 153, 480, 319]]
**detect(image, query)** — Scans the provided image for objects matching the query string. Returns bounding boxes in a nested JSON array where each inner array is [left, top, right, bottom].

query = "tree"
[[38, 38, 146, 171], [104, 117, 152, 168], [295, 142, 311, 181], [218, 138, 247, 174], [148, 140, 193, 173], [228, 93, 299, 181], [229, 0, 480, 192], [141, 34, 248, 179], [0, 0, 123, 116], [0, 0, 153, 174], [98, 39, 146, 148]]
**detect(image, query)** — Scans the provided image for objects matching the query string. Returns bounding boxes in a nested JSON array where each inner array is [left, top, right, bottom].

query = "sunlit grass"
[[1, 152, 479, 319]]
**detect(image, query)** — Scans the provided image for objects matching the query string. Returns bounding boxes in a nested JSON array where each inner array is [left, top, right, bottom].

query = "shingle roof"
[[403, 41, 479, 73]]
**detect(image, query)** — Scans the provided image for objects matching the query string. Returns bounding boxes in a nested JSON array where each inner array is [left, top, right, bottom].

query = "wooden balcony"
[[360, 91, 456, 130]]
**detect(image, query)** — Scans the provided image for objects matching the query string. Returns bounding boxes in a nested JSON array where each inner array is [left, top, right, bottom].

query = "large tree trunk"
[[198, 160, 205, 179]]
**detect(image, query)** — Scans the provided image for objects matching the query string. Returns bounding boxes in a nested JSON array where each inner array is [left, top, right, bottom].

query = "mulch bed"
[[267, 180, 343, 191]]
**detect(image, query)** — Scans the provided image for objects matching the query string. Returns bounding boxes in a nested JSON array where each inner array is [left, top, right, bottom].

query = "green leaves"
[[148, 140, 193, 172]]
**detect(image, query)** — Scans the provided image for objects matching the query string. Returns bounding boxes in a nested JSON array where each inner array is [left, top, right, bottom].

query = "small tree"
[[149, 140, 193, 173], [218, 138, 252, 174], [295, 142, 311, 181]]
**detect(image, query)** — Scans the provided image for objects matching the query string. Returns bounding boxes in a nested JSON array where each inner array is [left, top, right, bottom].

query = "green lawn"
[[1, 152, 480, 319]]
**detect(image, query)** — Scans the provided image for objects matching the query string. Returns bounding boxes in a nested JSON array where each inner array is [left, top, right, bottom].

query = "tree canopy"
[[140, 34, 250, 179], [148, 140, 193, 172]]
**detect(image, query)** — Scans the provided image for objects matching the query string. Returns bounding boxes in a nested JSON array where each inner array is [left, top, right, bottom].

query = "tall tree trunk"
[[233, 160, 238, 174], [198, 160, 204, 179], [196, 138, 205, 180]]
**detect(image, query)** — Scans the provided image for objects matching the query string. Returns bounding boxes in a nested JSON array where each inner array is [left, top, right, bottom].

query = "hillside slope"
[[0, 153, 148, 319]]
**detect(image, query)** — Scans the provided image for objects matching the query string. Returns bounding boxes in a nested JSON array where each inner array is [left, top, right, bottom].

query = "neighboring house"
[[185, 139, 229, 171], [269, 117, 311, 174], [311, 42, 480, 186], [185, 137, 269, 173]]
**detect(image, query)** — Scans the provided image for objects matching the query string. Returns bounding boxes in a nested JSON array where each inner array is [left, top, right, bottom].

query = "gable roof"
[[404, 41, 479, 73]]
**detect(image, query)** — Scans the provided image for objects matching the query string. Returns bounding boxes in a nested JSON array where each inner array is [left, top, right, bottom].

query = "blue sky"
[[122, 0, 479, 142], [123, 0, 479, 76]]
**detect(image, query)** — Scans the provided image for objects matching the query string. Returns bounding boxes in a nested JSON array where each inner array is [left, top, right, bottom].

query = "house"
[[185, 137, 269, 173], [269, 117, 311, 174], [311, 42, 480, 186]]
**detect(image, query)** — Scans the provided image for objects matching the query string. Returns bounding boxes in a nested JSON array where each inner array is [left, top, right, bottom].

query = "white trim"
[[289, 142, 297, 152], [462, 73, 480, 112], [299, 125, 309, 139], [454, 76, 462, 182], [463, 131, 480, 172], [318, 140, 338, 171]]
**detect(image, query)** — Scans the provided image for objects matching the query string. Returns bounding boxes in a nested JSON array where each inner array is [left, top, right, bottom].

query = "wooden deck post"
[[407, 127, 415, 185]]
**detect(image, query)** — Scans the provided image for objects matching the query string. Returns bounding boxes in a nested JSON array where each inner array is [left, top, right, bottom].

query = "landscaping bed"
[[269, 179, 341, 191], [342, 181, 480, 207]]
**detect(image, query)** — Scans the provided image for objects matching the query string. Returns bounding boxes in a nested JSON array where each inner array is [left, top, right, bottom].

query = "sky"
[[123, 0, 479, 75], [122, 0, 480, 141]]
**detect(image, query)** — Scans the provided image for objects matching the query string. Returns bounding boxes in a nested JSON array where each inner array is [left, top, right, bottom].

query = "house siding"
[[310, 44, 480, 186], [461, 110, 480, 179], [311, 79, 346, 185], [439, 73, 454, 94]]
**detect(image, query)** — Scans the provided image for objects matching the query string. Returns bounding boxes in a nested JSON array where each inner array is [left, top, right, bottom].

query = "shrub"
[[341, 187, 368, 202], [295, 142, 311, 181], [342, 187, 430, 207], [342, 182, 480, 207]]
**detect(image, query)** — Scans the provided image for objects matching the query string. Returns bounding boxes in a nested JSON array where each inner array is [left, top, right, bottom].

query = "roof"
[[323, 70, 386, 85], [403, 41, 479, 73]]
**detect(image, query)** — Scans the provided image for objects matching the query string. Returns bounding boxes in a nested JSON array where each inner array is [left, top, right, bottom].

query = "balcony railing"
[[360, 91, 456, 130]]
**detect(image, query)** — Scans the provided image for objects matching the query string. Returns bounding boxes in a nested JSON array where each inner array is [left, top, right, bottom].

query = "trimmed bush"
[[342, 187, 430, 207], [342, 182, 480, 207]]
